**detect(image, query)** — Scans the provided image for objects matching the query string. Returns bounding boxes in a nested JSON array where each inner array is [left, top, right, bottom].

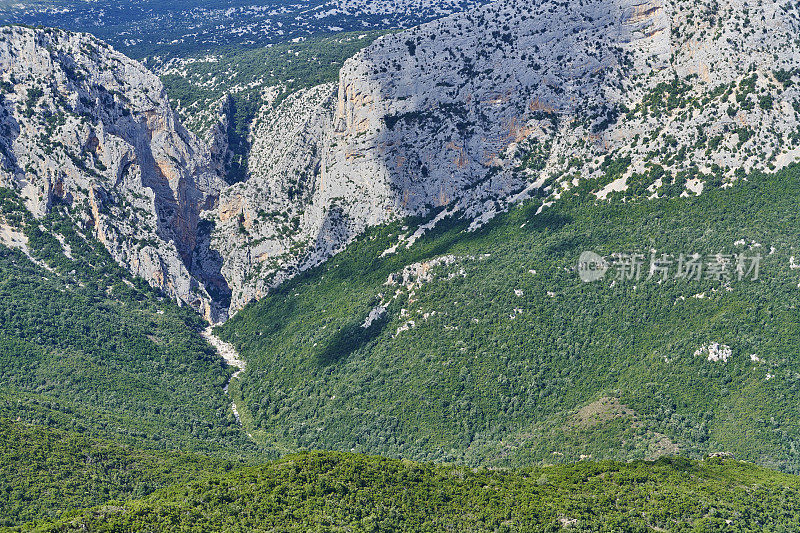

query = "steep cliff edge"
[[5, 0, 800, 319], [214, 0, 800, 312], [0, 26, 229, 321]]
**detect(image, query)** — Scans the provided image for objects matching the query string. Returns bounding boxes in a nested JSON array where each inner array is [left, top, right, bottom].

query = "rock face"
[[0, 26, 229, 321], [5, 0, 800, 319], [213, 0, 800, 312]]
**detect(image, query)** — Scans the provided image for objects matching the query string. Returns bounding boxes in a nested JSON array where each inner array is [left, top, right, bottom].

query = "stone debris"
[[694, 343, 732, 363]]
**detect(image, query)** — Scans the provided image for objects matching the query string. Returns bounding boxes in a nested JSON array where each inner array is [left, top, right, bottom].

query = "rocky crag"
[[214, 0, 800, 312], [0, 26, 229, 321], [3, 0, 800, 318]]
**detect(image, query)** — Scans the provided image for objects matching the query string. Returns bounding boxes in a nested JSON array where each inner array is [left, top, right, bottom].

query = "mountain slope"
[[7, 0, 800, 321], [220, 162, 800, 471], [0, 189, 255, 458], [211, 0, 800, 311], [161, 31, 390, 186], [0, 25, 228, 321], [28, 452, 800, 532], [0, 420, 234, 526], [0, 0, 494, 61]]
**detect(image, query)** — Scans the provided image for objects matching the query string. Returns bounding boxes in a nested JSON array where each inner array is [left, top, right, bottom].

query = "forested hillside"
[[0, 189, 256, 457], [0, 0, 488, 60], [220, 163, 800, 471], [2, 0, 800, 528], [0, 420, 234, 526], [26, 452, 800, 532]]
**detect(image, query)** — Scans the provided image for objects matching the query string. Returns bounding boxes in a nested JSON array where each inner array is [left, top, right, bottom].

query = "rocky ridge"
[[212, 0, 800, 311], [3, 0, 800, 319], [0, 25, 229, 321]]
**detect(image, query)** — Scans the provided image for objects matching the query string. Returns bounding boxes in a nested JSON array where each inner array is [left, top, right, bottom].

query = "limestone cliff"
[[214, 0, 800, 311], [0, 25, 229, 321], [5, 0, 800, 319]]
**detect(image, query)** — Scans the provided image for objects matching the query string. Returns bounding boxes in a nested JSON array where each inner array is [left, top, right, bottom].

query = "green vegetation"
[[0, 420, 234, 526], [220, 163, 800, 471], [0, 189, 256, 458], [5, 5, 800, 531], [27, 452, 800, 532], [635, 77, 692, 117], [518, 138, 553, 174]]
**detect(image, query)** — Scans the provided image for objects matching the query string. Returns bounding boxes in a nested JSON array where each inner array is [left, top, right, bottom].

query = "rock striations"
[[3, 0, 800, 318], [0, 25, 229, 321], [215, 0, 800, 311]]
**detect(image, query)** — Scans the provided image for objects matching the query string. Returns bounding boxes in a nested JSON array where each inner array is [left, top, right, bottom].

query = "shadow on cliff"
[[193, 218, 232, 309], [110, 107, 232, 317], [301, 204, 355, 273], [0, 95, 21, 176]]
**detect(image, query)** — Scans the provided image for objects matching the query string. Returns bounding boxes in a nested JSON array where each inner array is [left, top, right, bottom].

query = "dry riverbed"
[[202, 327, 247, 424]]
